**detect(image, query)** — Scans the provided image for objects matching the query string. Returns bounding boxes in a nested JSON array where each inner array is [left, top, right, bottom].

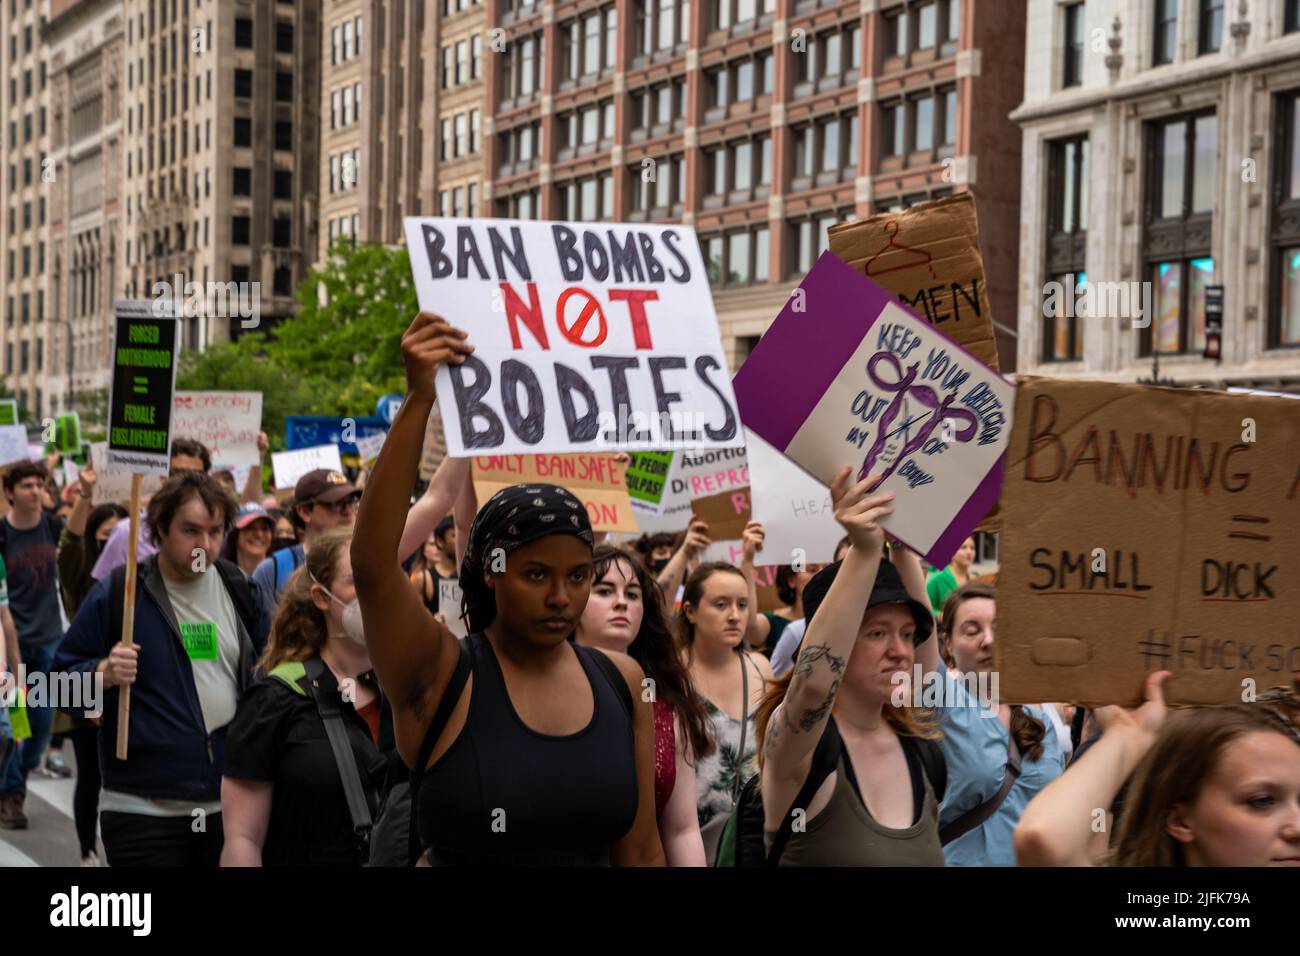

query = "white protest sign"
[[403, 217, 744, 457], [172, 391, 263, 468], [89, 442, 164, 504], [355, 431, 386, 464], [0, 426, 28, 467], [745, 428, 842, 567], [733, 253, 1011, 568], [439, 579, 467, 638], [634, 446, 750, 534], [272, 444, 344, 490], [63, 459, 81, 489]]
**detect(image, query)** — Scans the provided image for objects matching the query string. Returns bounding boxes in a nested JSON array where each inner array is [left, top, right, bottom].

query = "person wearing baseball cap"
[[222, 504, 276, 579], [250, 469, 359, 624], [752, 466, 947, 867]]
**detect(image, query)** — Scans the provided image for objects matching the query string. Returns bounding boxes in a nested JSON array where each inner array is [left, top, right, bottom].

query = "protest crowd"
[[0, 302, 1295, 871]]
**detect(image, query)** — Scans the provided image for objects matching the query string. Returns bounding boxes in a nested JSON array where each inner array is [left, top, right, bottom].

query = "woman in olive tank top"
[[350, 312, 664, 866], [755, 466, 946, 866]]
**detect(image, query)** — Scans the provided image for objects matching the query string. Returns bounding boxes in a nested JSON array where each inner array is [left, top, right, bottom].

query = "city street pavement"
[[0, 747, 101, 867]]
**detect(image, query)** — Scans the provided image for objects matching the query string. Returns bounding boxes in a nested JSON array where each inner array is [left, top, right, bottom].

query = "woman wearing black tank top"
[[351, 312, 664, 866]]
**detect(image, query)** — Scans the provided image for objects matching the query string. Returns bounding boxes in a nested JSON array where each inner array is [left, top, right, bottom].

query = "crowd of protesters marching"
[[0, 311, 1296, 868]]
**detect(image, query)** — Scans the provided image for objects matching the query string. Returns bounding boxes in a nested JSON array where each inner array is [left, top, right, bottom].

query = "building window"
[[233, 167, 251, 196], [560, 4, 617, 82], [274, 169, 292, 199], [234, 117, 251, 146], [1153, 0, 1177, 66], [1144, 112, 1217, 354], [557, 172, 616, 221], [635, 0, 689, 55], [701, 135, 771, 208], [1044, 135, 1089, 362], [709, 0, 772, 33], [275, 120, 292, 151], [232, 216, 251, 244], [701, 224, 770, 286], [1062, 2, 1084, 87], [629, 153, 687, 216], [273, 218, 291, 247], [235, 69, 252, 98], [1287, 0, 1300, 33], [1197, 0, 1223, 56], [275, 72, 293, 102], [505, 31, 545, 101], [791, 111, 858, 188], [1271, 91, 1300, 346], [276, 21, 294, 54], [794, 22, 859, 92], [274, 267, 292, 297], [235, 17, 253, 48]]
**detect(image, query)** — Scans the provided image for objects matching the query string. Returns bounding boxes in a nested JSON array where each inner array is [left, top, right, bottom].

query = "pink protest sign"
[[732, 252, 1010, 569]]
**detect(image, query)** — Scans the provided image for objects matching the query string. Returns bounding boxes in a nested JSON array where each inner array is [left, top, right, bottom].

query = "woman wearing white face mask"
[[220, 529, 393, 866]]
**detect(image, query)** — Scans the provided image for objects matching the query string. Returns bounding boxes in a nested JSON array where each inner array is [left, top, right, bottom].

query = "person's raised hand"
[[682, 517, 711, 557], [830, 465, 893, 558], [78, 464, 97, 500], [741, 520, 765, 564], [401, 312, 473, 404], [1095, 670, 1170, 740], [256, 431, 269, 459]]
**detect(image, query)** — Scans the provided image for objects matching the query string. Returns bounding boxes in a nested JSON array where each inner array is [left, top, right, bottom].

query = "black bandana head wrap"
[[458, 483, 595, 633]]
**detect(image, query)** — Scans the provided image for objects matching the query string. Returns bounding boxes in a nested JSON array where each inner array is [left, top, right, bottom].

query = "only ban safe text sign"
[[108, 300, 180, 478], [733, 252, 1011, 569], [996, 379, 1300, 707], [403, 217, 744, 457]]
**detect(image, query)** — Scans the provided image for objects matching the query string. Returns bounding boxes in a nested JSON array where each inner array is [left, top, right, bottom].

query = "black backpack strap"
[[303, 656, 373, 855], [584, 645, 633, 721], [765, 717, 843, 867], [901, 735, 947, 805], [408, 640, 472, 865], [939, 730, 1021, 846]]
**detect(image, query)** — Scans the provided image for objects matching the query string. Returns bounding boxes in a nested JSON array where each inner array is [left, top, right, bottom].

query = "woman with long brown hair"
[[754, 467, 945, 866], [575, 545, 713, 865], [1015, 672, 1300, 866], [680, 558, 773, 861], [930, 582, 1065, 865], [220, 528, 392, 866]]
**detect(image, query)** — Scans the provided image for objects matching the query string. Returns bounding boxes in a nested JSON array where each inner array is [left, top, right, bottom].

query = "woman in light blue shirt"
[[921, 582, 1065, 866]]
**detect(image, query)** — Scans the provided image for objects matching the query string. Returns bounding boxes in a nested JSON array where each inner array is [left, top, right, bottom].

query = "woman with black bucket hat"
[[754, 466, 947, 866], [351, 312, 664, 866]]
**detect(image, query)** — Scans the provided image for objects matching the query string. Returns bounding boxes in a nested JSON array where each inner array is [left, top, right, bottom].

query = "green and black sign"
[[107, 300, 180, 477], [624, 451, 674, 511]]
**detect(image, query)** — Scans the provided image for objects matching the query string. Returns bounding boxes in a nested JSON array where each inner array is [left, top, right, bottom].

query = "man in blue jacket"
[[55, 470, 269, 866]]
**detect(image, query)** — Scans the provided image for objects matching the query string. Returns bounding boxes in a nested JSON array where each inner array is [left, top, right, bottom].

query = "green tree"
[[273, 240, 418, 415]]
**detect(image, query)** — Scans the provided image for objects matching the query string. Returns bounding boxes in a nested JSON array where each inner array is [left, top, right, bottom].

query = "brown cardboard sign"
[[472, 453, 638, 532], [827, 193, 999, 370], [693, 486, 753, 542], [996, 377, 1300, 707]]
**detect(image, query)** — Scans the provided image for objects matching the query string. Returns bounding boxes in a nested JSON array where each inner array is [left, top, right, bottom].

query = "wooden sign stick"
[[115, 472, 142, 761]]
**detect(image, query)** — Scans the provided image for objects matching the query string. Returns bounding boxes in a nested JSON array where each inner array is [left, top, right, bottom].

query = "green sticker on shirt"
[[180, 621, 218, 661]]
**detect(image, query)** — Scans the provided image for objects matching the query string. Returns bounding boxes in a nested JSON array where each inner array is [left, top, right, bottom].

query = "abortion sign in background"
[[403, 217, 743, 457], [733, 252, 1010, 569], [173, 392, 263, 468], [472, 453, 637, 532], [996, 378, 1300, 707], [633, 446, 749, 534], [107, 300, 180, 478]]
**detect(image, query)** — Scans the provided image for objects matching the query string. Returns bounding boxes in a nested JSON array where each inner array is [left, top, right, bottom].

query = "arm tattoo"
[[793, 643, 846, 678], [798, 677, 840, 732]]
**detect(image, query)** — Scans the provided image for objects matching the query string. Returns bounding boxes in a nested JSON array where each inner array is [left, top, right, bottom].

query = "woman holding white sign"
[[351, 312, 664, 867], [753, 467, 947, 866]]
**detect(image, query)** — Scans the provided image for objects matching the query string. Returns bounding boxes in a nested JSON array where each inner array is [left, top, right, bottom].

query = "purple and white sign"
[[732, 252, 1010, 568]]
